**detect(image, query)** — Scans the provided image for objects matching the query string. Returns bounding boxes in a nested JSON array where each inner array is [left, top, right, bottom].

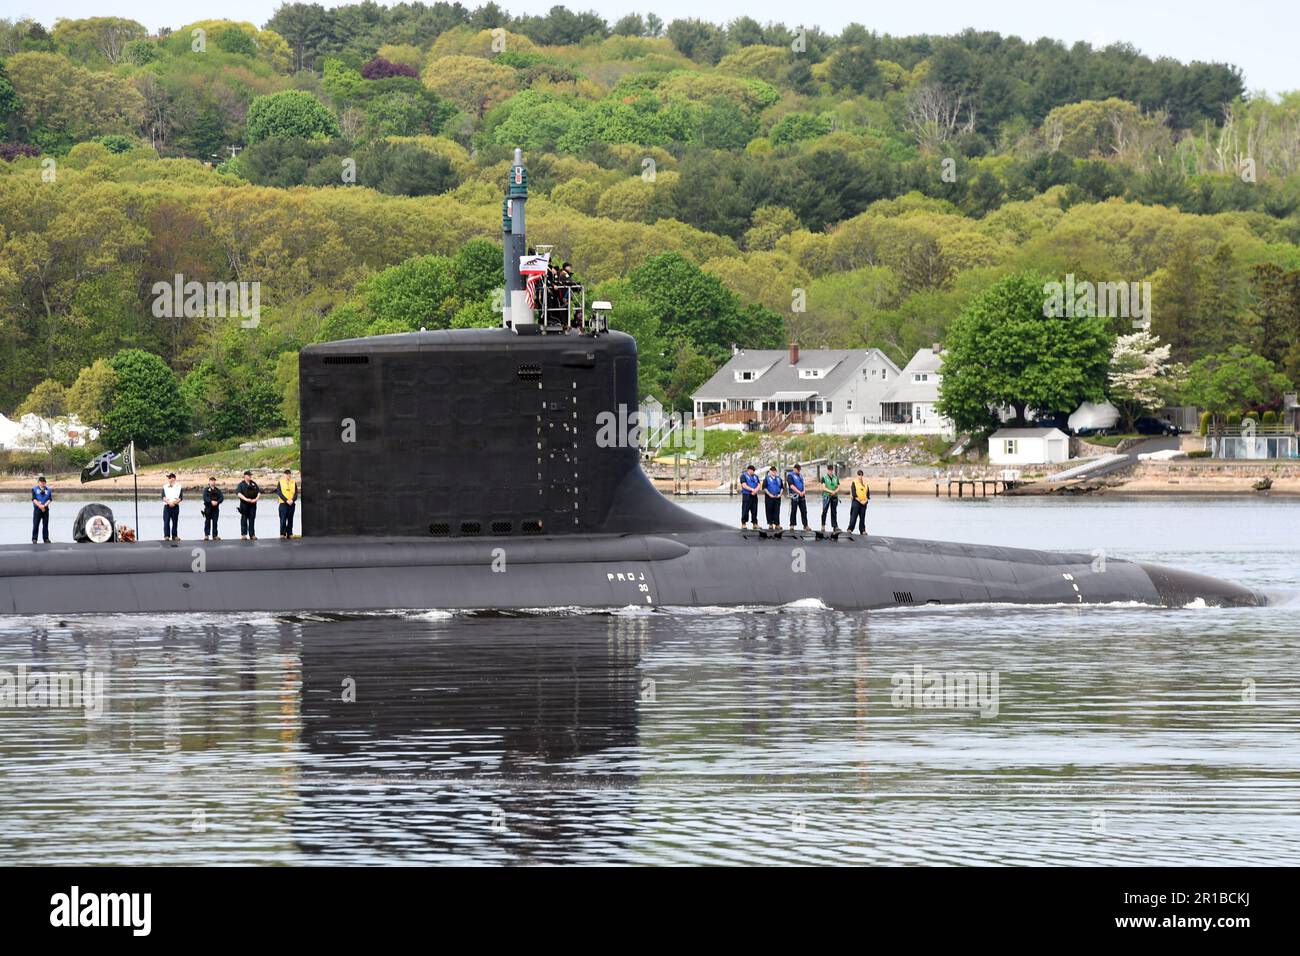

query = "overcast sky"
[[10, 0, 1297, 96]]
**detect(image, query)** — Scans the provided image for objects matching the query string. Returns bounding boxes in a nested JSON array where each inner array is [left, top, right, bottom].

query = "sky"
[[8, 0, 1297, 96]]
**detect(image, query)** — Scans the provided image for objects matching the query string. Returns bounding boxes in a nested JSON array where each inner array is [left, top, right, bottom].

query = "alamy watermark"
[[890, 664, 1000, 717], [152, 273, 261, 328], [0, 665, 106, 717], [1043, 273, 1150, 330], [595, 403, 704, 457]]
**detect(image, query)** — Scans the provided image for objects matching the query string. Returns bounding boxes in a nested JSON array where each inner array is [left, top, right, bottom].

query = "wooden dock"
[[937, 478, 1021, 497]]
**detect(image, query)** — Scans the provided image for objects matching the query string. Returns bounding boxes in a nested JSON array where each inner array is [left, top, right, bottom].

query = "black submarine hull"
[[0, 528, 1264, 615]]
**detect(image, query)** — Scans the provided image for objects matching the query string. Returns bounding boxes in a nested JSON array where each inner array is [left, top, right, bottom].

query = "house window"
[[914, 373, 929, 383], [736, 370, 755, 382], [798, 368, 824, 379], [1005, 439, 1018, 455], [846, 400, 853, 411], [881, 369, 887, 379]]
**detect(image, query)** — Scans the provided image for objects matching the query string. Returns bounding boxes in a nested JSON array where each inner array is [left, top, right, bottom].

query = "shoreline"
[[5, 462, 1299, 498]]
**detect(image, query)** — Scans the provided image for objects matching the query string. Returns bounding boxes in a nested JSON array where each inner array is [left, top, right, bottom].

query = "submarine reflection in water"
[[290, 614, 647, 860]]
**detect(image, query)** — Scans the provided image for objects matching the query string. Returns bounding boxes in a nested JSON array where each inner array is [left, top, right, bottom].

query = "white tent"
[[1069, 401, 1120, 432]]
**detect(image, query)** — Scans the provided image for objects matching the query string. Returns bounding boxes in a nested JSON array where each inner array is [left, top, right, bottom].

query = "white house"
[[872, 345, 955, 437], [691, 344, 901, 433], [988, 427, 1070, 465]]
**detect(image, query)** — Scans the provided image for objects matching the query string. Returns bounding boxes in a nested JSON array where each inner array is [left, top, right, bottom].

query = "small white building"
[[988, 427, 1070, 465]]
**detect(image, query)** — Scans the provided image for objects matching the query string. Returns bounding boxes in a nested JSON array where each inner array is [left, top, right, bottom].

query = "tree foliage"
[[103, 349, 189, 449], [938, 272, 1113, 431]]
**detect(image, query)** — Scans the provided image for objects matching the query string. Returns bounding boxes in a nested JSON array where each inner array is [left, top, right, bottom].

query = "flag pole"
[[131, 440, 139, 537]]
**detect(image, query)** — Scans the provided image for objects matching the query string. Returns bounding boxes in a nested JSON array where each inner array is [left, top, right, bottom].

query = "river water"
[[0, 492, 1297, 865]]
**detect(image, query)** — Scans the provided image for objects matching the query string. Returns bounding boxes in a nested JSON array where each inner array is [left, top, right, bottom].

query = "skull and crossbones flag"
[[80, 441, 136, 484]]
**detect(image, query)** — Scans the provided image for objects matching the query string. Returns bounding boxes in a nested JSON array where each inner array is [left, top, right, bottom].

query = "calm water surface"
[[0, 493, 1297, 865]]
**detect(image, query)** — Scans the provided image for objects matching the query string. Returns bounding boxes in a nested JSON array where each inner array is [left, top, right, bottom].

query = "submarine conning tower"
[[299, 149, 718, 540]]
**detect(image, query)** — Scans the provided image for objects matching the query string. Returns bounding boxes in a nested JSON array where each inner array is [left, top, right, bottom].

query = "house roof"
[[692, 348, 898, 401], [880, 347, 946, 405], [990, 428, 1069, 439]]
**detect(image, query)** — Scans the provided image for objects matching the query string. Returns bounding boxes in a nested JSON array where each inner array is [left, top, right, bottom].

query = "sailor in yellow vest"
[[848, 469, 870, 535], [277, 469, 299, 539]]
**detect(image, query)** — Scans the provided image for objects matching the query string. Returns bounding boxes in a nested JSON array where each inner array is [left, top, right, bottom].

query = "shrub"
[[361, 56, 419, 79], [1, 142, 39, 162], [1198, 410, 1212, 435], [245, 90, 340, 143]]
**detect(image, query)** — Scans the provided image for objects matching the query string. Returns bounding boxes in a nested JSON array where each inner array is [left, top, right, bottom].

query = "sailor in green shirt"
[[819, 465, 841, 533]]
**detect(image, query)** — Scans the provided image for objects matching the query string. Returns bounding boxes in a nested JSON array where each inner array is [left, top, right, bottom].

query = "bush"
[[1198, 410, 1212, 435], [361, 56, 418, 79], [92, 134, 137, 154], [1, 142, 39, 162], [1262, 410, 1278, 425], [245, 90, 340, 143]]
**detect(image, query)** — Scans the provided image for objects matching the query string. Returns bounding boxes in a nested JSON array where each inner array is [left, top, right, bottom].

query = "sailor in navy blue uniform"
[[739, 464, 760, 531], [31, 475, 53, 543], [786, 463, 809, 531], [762, 465, 784, 531]]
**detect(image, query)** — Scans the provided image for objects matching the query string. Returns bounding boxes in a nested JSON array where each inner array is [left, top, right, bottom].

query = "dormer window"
[[798, 368, 824, 379], [735, 369, 758, 382]]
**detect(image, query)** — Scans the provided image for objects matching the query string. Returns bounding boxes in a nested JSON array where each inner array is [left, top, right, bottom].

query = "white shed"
[[989, 428, 1070, 465]]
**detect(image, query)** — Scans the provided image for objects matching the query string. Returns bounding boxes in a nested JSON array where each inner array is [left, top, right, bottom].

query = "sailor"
[[544, 262, 563, 325], [849, 469, 870, 535], [739, 463, 760, 531], [161, 472, 183, 541], [31, 475, 52, 544], [202, 477, 224, 541], [762, 465, 784, 531], [236, 470, 261, 540], [277, 468, 299, 539], [786, 463, 810, 531], [560, 262, 581, 327], [820, 465, 840, 534]]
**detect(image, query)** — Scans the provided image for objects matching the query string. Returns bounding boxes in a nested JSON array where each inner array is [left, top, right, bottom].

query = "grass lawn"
[[147, 442, 300, 475], [1081, 433, 1138, 447]]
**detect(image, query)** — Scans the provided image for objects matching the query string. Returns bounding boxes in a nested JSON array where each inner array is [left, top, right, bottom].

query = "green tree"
[[665, 341, 716, 412], [1182, 346, 1291, 418], [827, 47, 882, 95], [628, 251, 783, 360], [452, 238, 504, 304], [104, 349, 189, 450], [245, 90, 340, 144], [0, 65, 20, 133], [274, 351, 300, 431], [357, 140, 458, 196], [67, 358, 118, 431], [938, 272, 1113, 431], [16, 378, 68, 418], [359, 255, 458, 330]]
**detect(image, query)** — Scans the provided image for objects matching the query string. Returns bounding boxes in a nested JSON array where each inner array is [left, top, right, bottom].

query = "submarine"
[[0, 150, 1266, 616]]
